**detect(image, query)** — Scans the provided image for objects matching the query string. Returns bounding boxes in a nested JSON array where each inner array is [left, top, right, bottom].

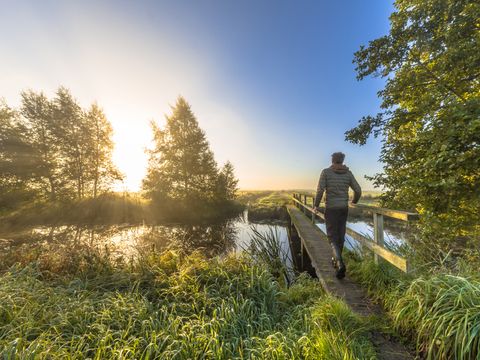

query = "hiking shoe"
[[336, 264, 346, 279]]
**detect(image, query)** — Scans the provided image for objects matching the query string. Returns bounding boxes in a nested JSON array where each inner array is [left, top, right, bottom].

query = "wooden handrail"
[[291, 193, 412, 273], [350, 203, 418, 221], [292, 192, 418, 222]]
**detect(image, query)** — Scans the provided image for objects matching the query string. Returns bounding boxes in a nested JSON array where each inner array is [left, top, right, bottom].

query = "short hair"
[[331, 152, 345, 164]]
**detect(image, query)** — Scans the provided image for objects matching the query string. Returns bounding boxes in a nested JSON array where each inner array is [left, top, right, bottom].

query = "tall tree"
[[20, 90, 63, 201], [53, 87, 91, 199], [216, 161, 239, 201], [143, 97, 219, 205], [346, 0, 480, 246], [85, 103, 122, 198], [12, 87, 122, 203], [0, 101, 37, 208]]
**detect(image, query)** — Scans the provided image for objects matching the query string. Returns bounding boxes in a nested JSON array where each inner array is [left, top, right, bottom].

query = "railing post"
[[373, 212, 384, 264], [301, 240, 304, 270]]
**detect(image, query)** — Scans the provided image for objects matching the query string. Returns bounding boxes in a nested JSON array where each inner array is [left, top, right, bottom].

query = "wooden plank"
[[344, 228, 408, 273], [286, 205, 336, 293], [286, 205, 413, 359], [290, 196, 409, 273], [350, 203, 419, 222], [293, 193, 419, 222], [373, 213, 384, 264]]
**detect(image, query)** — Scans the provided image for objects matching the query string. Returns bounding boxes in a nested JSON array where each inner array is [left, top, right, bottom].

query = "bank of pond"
[[1, 209, 479, 359]]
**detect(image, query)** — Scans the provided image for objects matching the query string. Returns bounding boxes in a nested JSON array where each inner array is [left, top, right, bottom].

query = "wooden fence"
[[291, 192, 418, 273]]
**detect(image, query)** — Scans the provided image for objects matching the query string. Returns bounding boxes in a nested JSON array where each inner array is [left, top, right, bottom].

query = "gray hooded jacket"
[[314, 164, 362, 209]]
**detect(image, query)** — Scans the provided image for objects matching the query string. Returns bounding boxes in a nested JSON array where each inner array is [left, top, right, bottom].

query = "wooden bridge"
[[287, 192, 419, 359]]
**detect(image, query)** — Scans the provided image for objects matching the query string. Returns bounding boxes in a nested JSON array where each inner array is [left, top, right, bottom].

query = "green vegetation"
[[0, 88, 131, 226], [0, 193, 147, 229], [346, 0, 480, 252], [341, 3, 480, 355], [237, 191, 290, 222], [0, 88, 121, 206], [237, 190, 381, 222], [237, 191, 292, 208], [143, 97, 241, 222], [247, 226, 292, 286], [345, 252, 480, 359], [1, 243, 381, 359], [1, 94, 243, 225]]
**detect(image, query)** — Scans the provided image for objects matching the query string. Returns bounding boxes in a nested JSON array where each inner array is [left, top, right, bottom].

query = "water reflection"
[[0, 216, 290, 263], [315, 215, 415, 255]]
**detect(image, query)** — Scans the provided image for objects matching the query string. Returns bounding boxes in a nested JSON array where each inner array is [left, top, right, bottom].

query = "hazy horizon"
[[0, 1, 392, 191]]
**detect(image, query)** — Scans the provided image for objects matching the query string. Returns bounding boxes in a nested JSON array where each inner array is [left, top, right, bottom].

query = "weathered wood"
[[345, 228, 408, 273], [286, 205, 413, 359], [350, 203, 419, 222], [291, 195, 409, 273], [373, 213, 384, 264], [292, 192, 419, 222]]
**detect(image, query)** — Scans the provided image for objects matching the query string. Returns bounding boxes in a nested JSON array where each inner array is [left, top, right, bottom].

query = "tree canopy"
[[346, 0, 480, 248], [0, 87, 121, 208], [143, 97, 239, 217]]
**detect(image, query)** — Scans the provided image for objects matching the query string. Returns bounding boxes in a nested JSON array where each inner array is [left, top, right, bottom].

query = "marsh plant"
[[346, 253, 480, 359], [246, 226, 293, 286], [0, 241, 382, 359]]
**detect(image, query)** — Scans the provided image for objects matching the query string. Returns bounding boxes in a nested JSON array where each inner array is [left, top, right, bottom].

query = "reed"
[[245, 226, 293, 286], [0, 245, 378, 359], [345, 253, 480, 359]]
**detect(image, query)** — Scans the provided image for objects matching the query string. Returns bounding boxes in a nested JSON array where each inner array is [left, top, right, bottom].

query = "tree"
[[346, 0, 480, 248], [20, 90, 64, 201], [0, 101, 37, 208], [143, 97, 237, 213], [85, 103, 122, 198], [52, 87, 90, 199], [216, 161, 239, 201], [4, 87, 122, 204]]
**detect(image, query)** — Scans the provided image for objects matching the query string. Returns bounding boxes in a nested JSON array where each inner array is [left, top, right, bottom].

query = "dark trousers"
[[325, 207, 348, 261]]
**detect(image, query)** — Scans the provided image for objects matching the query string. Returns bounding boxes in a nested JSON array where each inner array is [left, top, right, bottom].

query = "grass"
[[237, 191, 292, 207], [246, 226, 293, 287], [0, 238, 382, 359], [302, 296, 377, 360], [1, 193, 147, 229], [237, 191, 291, 222], [345, 251, 480, 359]]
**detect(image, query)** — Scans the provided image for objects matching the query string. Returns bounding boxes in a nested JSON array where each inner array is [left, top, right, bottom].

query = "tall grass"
[[0, 244, 379, 359], [345, 252, 480, 359], [246, 226, 292, 286], [301, 296, 377, 359]]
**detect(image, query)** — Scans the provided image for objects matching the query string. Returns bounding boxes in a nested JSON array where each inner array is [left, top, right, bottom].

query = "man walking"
[[314, 152, 361, 279]]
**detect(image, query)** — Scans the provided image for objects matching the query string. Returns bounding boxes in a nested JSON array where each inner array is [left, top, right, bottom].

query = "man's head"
[[331, 152, 345, 164]]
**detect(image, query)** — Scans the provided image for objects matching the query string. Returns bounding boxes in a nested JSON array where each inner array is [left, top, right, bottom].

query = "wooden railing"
[[291, 192, 418, 273]]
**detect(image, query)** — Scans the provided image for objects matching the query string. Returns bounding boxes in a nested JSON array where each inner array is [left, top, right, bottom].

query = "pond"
[[0, 212, 291, 267], [316, 215, 414, 254], [0, 210, 413, 271]]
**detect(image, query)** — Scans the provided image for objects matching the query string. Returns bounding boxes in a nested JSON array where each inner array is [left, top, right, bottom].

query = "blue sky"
[[0, 0, 393, 190]]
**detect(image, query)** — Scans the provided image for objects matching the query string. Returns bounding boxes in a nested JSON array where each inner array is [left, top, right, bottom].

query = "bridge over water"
[[287, 192, 419, 359]]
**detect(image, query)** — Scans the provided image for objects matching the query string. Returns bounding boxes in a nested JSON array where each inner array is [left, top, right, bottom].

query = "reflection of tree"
[[1, 221, 239, 271], [137, 222, 238, 257]]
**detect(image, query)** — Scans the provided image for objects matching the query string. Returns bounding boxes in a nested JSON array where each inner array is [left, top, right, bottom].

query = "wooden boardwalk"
[[287, 205, 413, 360]]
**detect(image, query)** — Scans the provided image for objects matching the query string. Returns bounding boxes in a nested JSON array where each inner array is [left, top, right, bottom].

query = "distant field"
[[238, 190, 382, 207], [237, 190, 292, 207]]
